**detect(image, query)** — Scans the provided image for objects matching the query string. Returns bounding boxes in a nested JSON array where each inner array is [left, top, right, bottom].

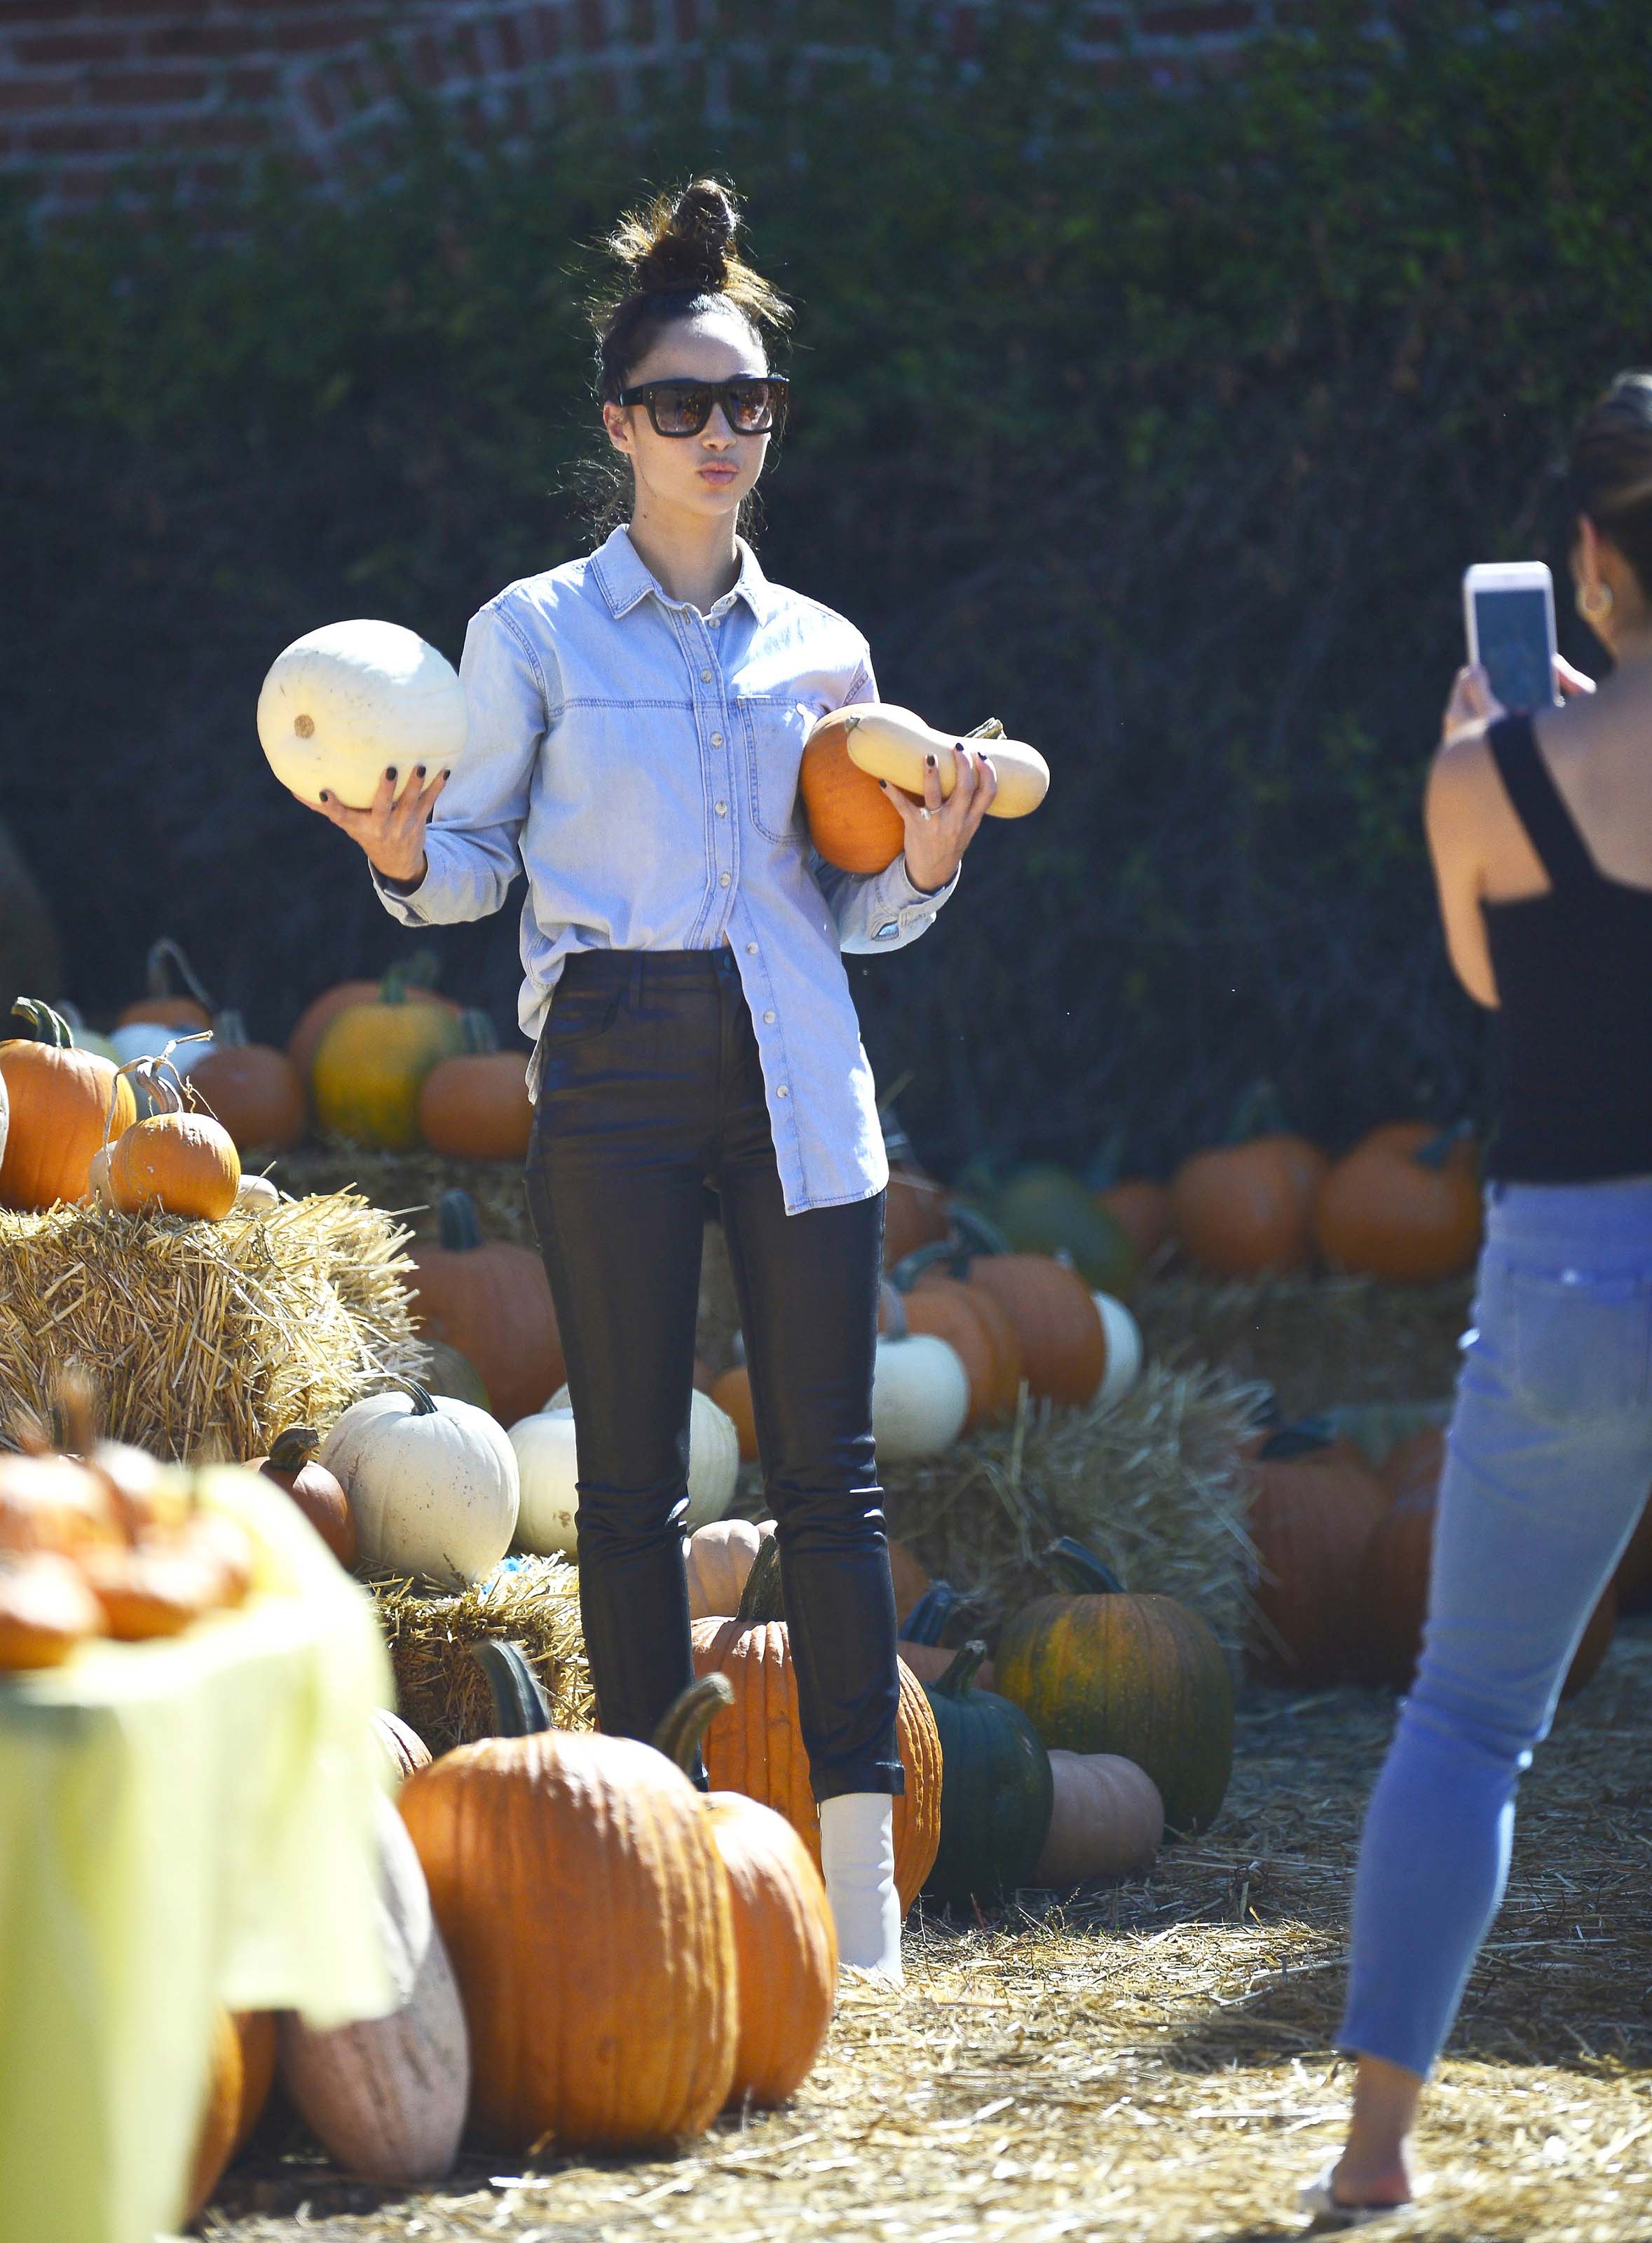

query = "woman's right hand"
[[313, 764, 449, 885]]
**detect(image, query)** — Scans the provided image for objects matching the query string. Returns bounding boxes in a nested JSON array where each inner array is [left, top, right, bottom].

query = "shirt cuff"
[[371, 861, 429, 919]]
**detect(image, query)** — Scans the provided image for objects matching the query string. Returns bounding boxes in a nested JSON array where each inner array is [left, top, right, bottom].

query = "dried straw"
[[1136, 1268, 1473, 1422], [879, 1362, 1267, 1656], [0, 1190, 423, 1461], [367, 1556, 593, 1754], [271, 1143, 535, 1247]]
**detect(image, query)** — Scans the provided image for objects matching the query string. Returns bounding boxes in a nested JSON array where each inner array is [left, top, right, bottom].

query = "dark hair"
[[592, 176, 791, 403], [1565, 370, 1652, 594]]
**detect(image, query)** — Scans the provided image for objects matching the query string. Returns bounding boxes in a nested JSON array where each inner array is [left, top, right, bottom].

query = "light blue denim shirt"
[[374, 523, 959, 1214]]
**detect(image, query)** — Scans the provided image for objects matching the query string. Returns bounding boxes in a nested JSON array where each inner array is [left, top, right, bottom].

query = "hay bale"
[[368, 1557, 594, 1752], [879, 1363, 1266, 1657], [0, 1191, 423, 1461], [271, 1143, 535, 1246]]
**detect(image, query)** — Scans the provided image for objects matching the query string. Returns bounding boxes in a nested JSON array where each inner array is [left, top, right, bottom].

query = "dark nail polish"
[[414, 765, 426, 778], [319, 790, 330, 802], [926, 753, 937, 768], [386, 767, 397, 782]]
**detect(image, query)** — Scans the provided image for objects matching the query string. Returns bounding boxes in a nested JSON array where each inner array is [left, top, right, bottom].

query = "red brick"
[[166, 109, 268, 146], [137, 21, 268, 60], [576, 0, 605, 53], [0, 75, 83, 109], [23, 115, 149, 154], [671, 0, 699, 40], [13, 27, 131, 63], [84, 64, 214, 101], [532, 4, 564, 62], [225, 60, 280, 99], [492, 11, 526, 70], [1137, 3, 1256, 33], [444, 19, 487, 79], [407, 29, 446, 86], [1072, 6, 1129, 43], [266, 13, 390, 55]]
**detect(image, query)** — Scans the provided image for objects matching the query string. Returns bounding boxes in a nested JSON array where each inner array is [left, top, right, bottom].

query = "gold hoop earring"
[[1578, 581, 1616, 622]]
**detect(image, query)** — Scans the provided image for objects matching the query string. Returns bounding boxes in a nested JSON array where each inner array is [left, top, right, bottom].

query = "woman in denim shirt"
[[312, 179, 998, 1979], [1308, 373, 1652, 2223]]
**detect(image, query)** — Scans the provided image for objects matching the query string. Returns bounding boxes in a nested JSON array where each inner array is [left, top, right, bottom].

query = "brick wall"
[[0, 1, 1414, 228]]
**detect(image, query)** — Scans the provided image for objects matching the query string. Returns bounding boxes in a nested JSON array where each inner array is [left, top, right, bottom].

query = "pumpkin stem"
[[145, 937, 214, 1010], [932, 1640, 990, 1698], [949, 1202, 1011, 1257], [471, 1639, 553, 1736], [1224, 1076, 1290, 1146], [1257, 1423, 1336, 1463], [383, 1377, 440, 1417], [213, 1007, 250, 1050], [651, 1672, 735, 1775], [1044, 1536, 1127, 1597], [900, 1579, 964, 1648], [1412, 1119, 1477, 1174], [458, 1009, 500, 1056], [1081, 1123, 1128, 1194], [878, 1280, 910, 1342], [438, 1190, 484, 1253], [11, 997, 74, 1049], [964, 716, 1006, 739], [402, 946, 442, 991], [267, 1426, 321, 1473], [735, 1531, 786, 1624]]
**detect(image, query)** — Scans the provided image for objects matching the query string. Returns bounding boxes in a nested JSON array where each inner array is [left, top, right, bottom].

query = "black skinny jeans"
[[524, 943, 904, 1801]]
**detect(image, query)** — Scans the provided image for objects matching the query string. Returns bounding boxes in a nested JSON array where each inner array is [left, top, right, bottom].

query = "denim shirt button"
[[763, 1009, 776, 1024], [711, 731, 724, 747], [700, 668, 713, 683], [719, 870, 732, 887], [777, 1084, 790, 1098]]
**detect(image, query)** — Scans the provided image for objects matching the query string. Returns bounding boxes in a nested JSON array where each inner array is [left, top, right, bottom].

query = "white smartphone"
[[1463, 561, 1560, 711]]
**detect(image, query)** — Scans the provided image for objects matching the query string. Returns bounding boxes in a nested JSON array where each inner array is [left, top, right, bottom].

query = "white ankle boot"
[[818, 1792, 903, 1982]]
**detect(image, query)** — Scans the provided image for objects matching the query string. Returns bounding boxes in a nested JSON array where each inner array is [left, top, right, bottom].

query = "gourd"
[[898, 1579, 996, 1689], [691, 1538, 943, 1913], [801, 708, 1044, 873], [189, 1010, 306, 1154], [1359, 1488, 1615, 1696], [102, 1058, 241, 1221], [990, 1165, 1139, 1297], [277, 1791, 469, 2183], [234, 1173, 282, 1216], [709, 1363, 759, 1461], [514, 1388, 737, 1557], [1170, 1117, 1328, 1279], [901, 1246, 1107, 1408], [311, 964, 468, 1152], [0, 1550, 104, 1670], [320, 1377, 519, 1590], [1097, 1178, 1175, 1269], [406, 1190, 563, 1429], [656, 1675, 838, 2109], [993, 1538, 1235, 1836], [1314, 1122, 1482, 1283], [286, 952, 460, 1087], [417, 1009, 533, 1161], [1033, 1752, 1164, 1886], [420, 1339, 492, 1412], [919, 1642, 1053, 1907], [871, 1328, 969, 1461], [880, 1276, 1023, 1431], [116, 939, 215, 1032], [0, 999, 136, 1211], [1245, 1425, 1388, 1685], [685, 1516, 776, 1621], [374, 1706, 434, 1784], [252, 1426, 357, 1568], [397, 1640, 736, 2150], [257, 618, 467, 810], [184, 2009, 276, 2221]]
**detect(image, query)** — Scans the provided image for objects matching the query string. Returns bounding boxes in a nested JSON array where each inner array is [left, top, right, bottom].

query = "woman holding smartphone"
[[309, 178, 996, 1980], [1308, 370, 1652, 2223]]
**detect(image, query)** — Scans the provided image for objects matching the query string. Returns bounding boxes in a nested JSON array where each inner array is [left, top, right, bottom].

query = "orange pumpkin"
[[286, 953, 460, 1089], [931, 1252, 1107, 1407], [710, 1364, 759, 1462], [187, 1009, 306, 1155], [1170, 1132, 1327, 1278], [1315, 1123, 1482, 1283], [0, 1550, 104, 1670], [883, 1164, 952, 1267], [887, 1534, 931, 1627], [406, 1189, 563, 1429], [1098, 1179, 1175, 1269], [880, 1275, 1023, 1429], [690, 1539, 942, 1914], [1381, 1424, 1447, 1506], [800, 713, 910, 873], [0, 999, 137, 1211], [116, 939, 216, 1033], [104, 1063, 241, 1220], [657, 1675, 838, 2109], [252, 1426, 357, 1567], [184, 2008, 276, 2221], [418, 1010, 533, 1161], [1245, 1425, 1389, 1685]]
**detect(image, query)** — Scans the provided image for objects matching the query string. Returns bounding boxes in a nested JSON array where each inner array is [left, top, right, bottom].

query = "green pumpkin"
[[993, 1539, 1234, 1838], [990, 1164, 1139, 1297], [419, 1337, 493, 1413], [920, 1642, 1053, 1908]]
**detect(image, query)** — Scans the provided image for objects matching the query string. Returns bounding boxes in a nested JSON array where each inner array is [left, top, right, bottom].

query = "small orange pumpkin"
[[927, 1251, 1107, 1407], [710, 1363, 759, 1462], [1098, 1178, 1176, 1269], [1315, 1123, 1482, 1284], [104, 1061, 240, 1220], [188, 1009, 306, 1155], [883, 1164, 953, 1267], [1245, 1424, 1389, 1686], [1170, 1131, 1327, 1279], [800, 713, 911, 873], [252, 1426, 357, 1567], [184, 2008, 277, 2220], [879, 1275, 1023, 1430], [418, 1009, 533, 1161], [406, 1189, 563, 1429]]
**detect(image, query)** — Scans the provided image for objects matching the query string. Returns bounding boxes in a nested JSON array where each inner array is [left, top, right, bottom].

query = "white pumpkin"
[[871, 1332, 969, 1462], [277, 1792, 469, 2184], [320, 1379, 517, 1589], [258, 620, 467, 810], [508, 1403, 580, 1557], [1091, 1293, 1143, 1411], [535, 1383, 740, 1539], [108, 1022, 217, 1082], [233, 1173, 282, 1216]]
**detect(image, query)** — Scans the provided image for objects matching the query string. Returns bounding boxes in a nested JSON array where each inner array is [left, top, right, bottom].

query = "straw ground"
[[210, 1623, 1652, 2243]]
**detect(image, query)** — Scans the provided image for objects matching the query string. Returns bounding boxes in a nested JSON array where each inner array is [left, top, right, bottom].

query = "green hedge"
[[2, 0, 1648, 1179]]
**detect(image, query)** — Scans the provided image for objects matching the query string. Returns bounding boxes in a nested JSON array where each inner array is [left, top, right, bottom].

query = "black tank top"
[[1481, 711, 1652, 1182]]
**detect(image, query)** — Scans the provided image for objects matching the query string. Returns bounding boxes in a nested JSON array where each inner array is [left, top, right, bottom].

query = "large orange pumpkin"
[[657, 1675, 838, 2109], [398, 1642, 737, 2151], [188, 1009, 306, 1155], [690, 1539, 942, 1914], [929, 1251, 1107, 1407], [1315, 1123, 1482, 1284], [0, 999, 137, 1211], [406, 1189, 564, 1428], [1245, 1425, 1389, 1686], [418, 1010, 533, 1161], [286, 952, 461, 1087], [1170, 1131, 1327, 1278]]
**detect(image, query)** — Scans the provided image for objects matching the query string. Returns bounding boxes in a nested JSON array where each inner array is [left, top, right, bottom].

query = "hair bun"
[[628, 179, 740, 296]]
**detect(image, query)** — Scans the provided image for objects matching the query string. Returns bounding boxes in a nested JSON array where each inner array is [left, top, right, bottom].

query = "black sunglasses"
[[615, 375, 789, 438]]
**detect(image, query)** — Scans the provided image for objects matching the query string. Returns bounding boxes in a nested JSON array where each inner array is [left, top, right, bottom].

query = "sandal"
[[1298, 2162, 1409, 2230]]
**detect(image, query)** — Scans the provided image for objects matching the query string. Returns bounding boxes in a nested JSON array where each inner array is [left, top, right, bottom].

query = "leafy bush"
[[2, 0, 1647, 1176]]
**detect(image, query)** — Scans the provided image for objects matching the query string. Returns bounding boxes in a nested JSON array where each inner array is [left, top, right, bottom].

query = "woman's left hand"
[[882, 744, 999, 894]]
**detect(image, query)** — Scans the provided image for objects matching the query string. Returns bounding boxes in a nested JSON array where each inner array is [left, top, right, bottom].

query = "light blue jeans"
[[1339, 1177, 1652, 2078]]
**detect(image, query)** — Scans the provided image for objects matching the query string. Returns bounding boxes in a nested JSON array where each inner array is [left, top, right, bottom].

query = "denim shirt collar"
[[589, 521, 779, 627]]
